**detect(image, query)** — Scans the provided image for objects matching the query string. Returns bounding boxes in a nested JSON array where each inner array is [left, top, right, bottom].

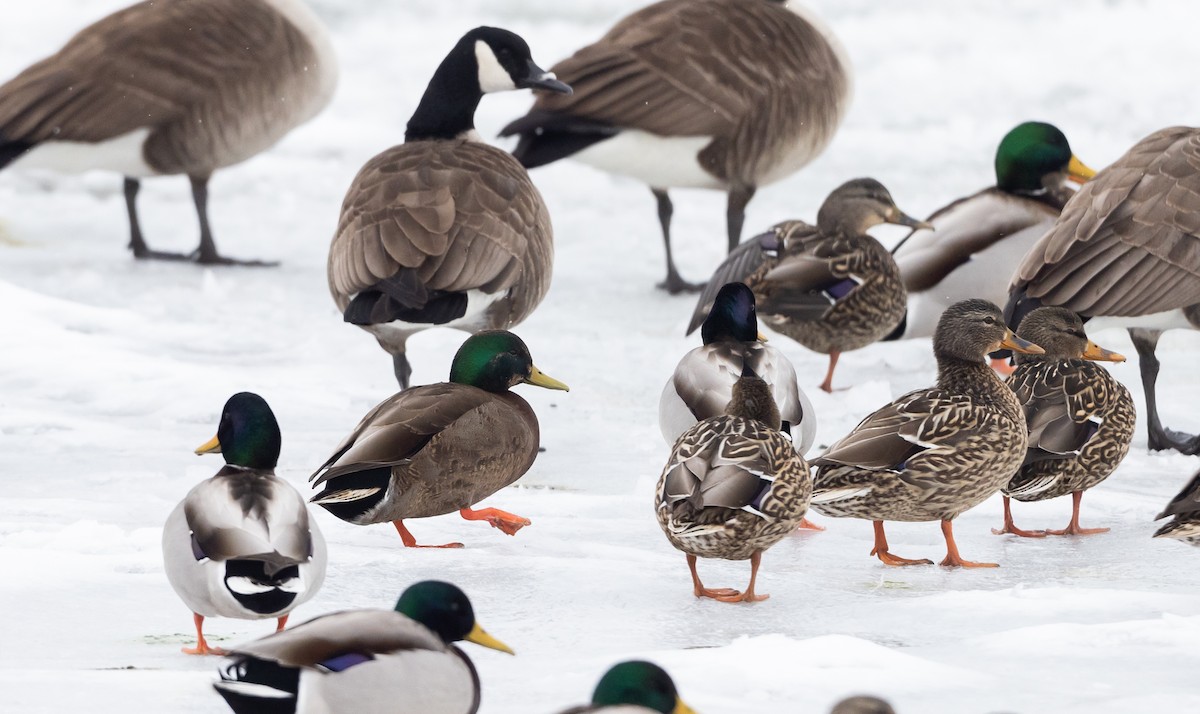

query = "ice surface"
[[2, 1, 1200, 713]]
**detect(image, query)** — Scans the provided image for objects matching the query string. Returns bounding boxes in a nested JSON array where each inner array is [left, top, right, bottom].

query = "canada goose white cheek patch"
[[475, 40, 517, 92]]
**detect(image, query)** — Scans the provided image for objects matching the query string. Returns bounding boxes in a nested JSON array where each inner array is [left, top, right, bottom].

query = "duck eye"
[[983, 316, 996, 325]]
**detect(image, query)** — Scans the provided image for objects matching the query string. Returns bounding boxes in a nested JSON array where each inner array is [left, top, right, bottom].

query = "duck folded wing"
[[757, 250, 861, 320], [310, 385, 493, 487], [1009, 364, 1104, 465], [229, 610, 445, 667], [1014, 126, 1200, 316], [184, 468, 312, 565]]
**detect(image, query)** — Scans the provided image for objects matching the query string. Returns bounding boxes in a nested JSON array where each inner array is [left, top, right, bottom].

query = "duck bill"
[[1000, 329, 1045, 355], [465, 622, 515, 655], [525, 365, 570, 391], [194, 435, 222, 455], [674, 697, 699, 714], [887, 208, 934, 231], [757, 330, 768, 342], [519, 60, 572, 95], [1082, 340, 1126, 362], [1067, 155, 1097, 183]]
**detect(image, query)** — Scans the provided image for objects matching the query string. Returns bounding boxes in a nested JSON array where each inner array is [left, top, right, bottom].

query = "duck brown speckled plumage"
[[656, 366, 811, 602], [995, 307, 1135, 537], [1155, 470, 1200, 546], [811, 299, 1043, 567], [689, 178, 929, 392]]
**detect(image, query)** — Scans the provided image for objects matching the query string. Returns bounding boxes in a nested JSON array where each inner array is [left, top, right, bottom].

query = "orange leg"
[[990, 356, 1016, 376], [459, 506, 531, 536], [796, 516, 826, 531], [715, 551, 770, 603], [991, 496, 1047, 538], [1045, 492, 1110, 536], [275, 615, 288, 632], [392, 520, 464, 549], [870, 520, 933, 566], [819, 350, 842, 393], [181, 613, 227, 656], [940, 519, 998, 568], [687, 554, 741, 599]]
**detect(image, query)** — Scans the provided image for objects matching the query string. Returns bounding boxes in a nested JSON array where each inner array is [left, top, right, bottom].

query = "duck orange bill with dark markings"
[[1000, 329, 1044, 354], [1082, 340, 1126, 362]]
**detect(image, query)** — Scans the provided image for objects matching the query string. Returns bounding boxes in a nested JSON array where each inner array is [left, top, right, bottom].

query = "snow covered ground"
[[3, 1, 1200, 712]]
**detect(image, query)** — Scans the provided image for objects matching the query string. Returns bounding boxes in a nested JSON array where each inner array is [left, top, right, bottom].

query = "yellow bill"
[[757, 330, 769, 342], [674, 697, 699, 714], [1082, 340, 1125, 362], [465, 621, 515, 655], [1067, 155, 1097, 183], [1000, 329, 1045, 355], [195, 435, 222, 455], [525, 365, 569, 392]]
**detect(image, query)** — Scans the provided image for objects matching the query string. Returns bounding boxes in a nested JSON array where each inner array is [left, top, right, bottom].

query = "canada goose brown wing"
[[229, 609, 445, 666], [0, 0, 312, 160], [1012, 126, 1200, 317], [328, 141, 551, 321], [310, 384, 495, 487]]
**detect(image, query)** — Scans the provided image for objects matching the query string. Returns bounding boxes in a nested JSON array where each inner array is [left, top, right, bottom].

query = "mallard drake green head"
[[589, 661, 696, 714], [816, 178, 933, 236], [701, 282, 766, 344], [194, 392, 281, 470], [726, 364, 782, 429], [395, 580, 513, 655], [995, 121, 1095, 193], [934, 299, 1044, 362], [1014, 306, 1126, 362], [448, 330, 569, 393]]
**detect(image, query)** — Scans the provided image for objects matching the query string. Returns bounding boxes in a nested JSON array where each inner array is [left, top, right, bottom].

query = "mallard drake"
[[992, 307, 1134, 537], [557, 661, 696, 714], [811, 299, 1043, 567], [163, 393, 326, 656], [1154, 470, 1200, 546], [310, 330, 567, 548], [328, 27, 570, 388], [1007, 126, 1200, 454], [0, 0, 336, 264], [689, 178, 930, 392], [890, 122, 1095, 349], [213, 580, 513, 714], [500, 0, 851, 293], [660, 281, 816, 453], [656, 364, 811, 601], [831, 697, 895, 714]]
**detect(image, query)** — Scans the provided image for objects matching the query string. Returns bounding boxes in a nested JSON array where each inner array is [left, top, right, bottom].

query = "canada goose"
[[213, 580, 512, 714], [163, 393, 326, 655], [656, 364, 811, 601], [1007, 126, 1200, 454], [0, 0, 337, 264], [310, 331, 568, 548], [889, 122, 1095, 350], [556, 661, 697, 714], [993, 307, 1133, 538], [329, 27, 570, 388], [812, 300, 1043, 568], [689, 178, 929, 392], [499, 0, 852, 293]]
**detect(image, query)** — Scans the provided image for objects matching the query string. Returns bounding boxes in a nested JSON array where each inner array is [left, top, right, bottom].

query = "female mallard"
[[890, 122, 1095, 350], [993, 307, 1133, 537], [163, 393, 326, 655], [656, 365, 811, 602], [831, 697, 895, 714], [1155, 470, 1200, 546], [811, 300, 1043, 567], [310, 330, 568, 548], [328, 27, 570, 388], [688, 178, 930, 392], [556, 661, 696, 714], [213, 580, 512, 714], [660, 281, 815, 453]]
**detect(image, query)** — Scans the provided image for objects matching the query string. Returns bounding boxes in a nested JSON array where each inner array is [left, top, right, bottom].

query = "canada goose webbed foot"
[[191, 248, 280, 268], [657, 273, 706, 295], [458, 506, 531, 536], [1148, 425, 1200, 455]]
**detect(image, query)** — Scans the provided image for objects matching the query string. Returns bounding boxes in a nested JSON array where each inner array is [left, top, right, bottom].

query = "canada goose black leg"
[[726, 183, 756, 252], [189, 174, 278, 267], [652, 188, 703, 294], [125, 176, 188, 261], [1130, 327, 1200, 454], [392, 352, 413, 390]]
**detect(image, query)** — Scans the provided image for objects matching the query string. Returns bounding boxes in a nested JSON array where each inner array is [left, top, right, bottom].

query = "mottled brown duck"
[[689, 178, 930, 392], [656, 364, 811, 602], [1154, 469, 1200, 547], [0, 0, 337, 264], [1007, 125, 1200, 455], [500, 0, 852, 293], [811, 299, 1043, 567], [310, 331, 568, 548], [328, 27, 570, 388], [993, 307, 1134, 538]]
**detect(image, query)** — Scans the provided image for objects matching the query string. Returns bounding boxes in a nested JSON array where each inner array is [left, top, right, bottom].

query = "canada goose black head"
[[816, 178, 933, 236], [406, 27, 571, 142]]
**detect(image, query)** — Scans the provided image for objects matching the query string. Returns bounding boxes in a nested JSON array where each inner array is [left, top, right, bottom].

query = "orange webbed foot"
[[182, 642, 227, 656], [939, 554, 999, 568], [991, 523, 1047, 538], [796, 517, 826, 531], [871, 547, 934, 566], [1045, 525, 1110, 536], [694, 586, 741, 599], [459, 507, 531, 536]]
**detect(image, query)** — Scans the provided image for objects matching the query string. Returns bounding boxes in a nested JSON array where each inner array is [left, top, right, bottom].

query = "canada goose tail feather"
[[343, 268, 468, 326], [0, 139, 34, 170], [500, 110, 618, 168]]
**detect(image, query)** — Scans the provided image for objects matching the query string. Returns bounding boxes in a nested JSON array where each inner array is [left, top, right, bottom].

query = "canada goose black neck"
[[405, 34, 485, 142]]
